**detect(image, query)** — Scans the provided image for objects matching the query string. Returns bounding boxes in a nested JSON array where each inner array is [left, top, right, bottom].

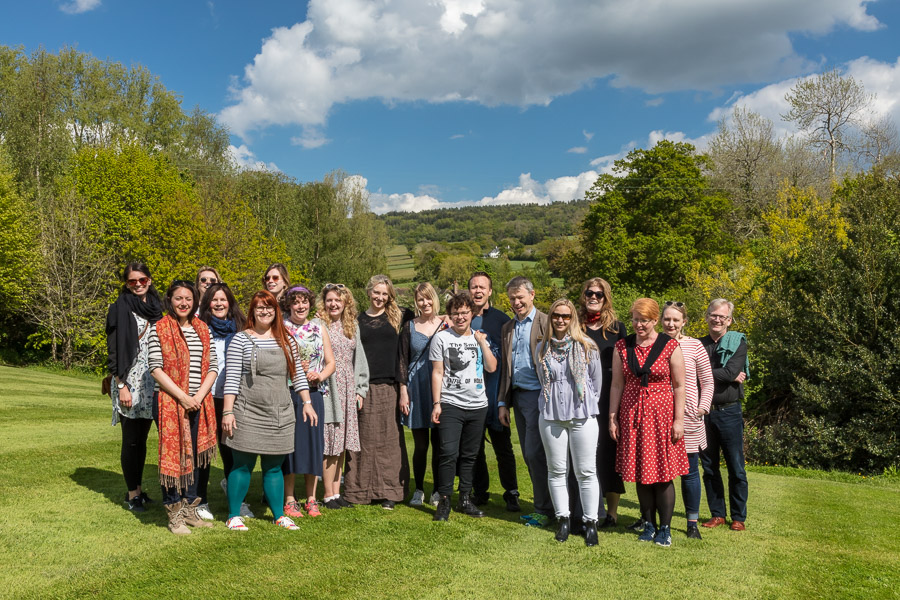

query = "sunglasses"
[[665, 301, 684, 308], [126, 277, 150, 288], [199, 276, 218, 284], [264, 274, 281, 283], [584, 290, 605, 299], [551, 313, 573, 321], [324, 283, 347, 291], [171, 280, 193, 289]]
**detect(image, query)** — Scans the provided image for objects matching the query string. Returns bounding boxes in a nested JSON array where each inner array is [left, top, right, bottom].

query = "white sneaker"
[[226, 516, 248, 531], [409, 489, 425, 506], [240, 502, 255, 518], [275, 515, 299, 530], [196, 503, 214, 521], [430, 491, 441, 506]]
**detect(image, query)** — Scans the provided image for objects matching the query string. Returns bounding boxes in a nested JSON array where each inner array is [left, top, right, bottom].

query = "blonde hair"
[[366, 274, 402, 333], [539, 299, 597, 361], [316, 284, 358, 340], [578, 277, 619, 339], [630, 297, 660, 321], [413, 282, 440, 317]]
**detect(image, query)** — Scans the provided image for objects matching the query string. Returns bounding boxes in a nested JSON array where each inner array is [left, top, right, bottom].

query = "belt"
[[710, 401, 739, 411]]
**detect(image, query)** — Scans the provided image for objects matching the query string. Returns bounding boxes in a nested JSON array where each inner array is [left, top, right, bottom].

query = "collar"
[[515, 306, 536, 324]]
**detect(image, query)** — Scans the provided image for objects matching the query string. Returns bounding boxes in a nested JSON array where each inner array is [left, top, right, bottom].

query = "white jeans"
[[539, 415, 600, 521]]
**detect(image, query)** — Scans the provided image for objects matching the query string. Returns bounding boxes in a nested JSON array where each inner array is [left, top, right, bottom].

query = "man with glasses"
[[467, 272, 520, 512], [498, 276, 551, 527], [699, 299, 749, 531]]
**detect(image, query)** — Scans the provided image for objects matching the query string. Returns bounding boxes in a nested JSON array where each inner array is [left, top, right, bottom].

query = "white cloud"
[[583, 130, 594, 142], [370, 192, 444, 213], [567, 146, 588, 154], [221, 0, 880, 139], [227, 144, 280, 171], [450, 133, 466, 139], [60, 0, 100, 14], [589, 130, 711, 174], [290, 128, 330, 149], [645, 97, 664, 107], [477, 171, 599, 206]]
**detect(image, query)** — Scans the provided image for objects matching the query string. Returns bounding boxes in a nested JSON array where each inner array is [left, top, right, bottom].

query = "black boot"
[[456, 492, 485, 517], [433, 495, 451, 521], [555, 516, 570, 542], [584, 519, 599, 547], [502, 489, 521, 512]]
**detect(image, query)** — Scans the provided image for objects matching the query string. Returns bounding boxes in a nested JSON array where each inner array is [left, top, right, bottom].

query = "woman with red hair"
[[609, 298, 688, 547], [220, 291, 315, 531]]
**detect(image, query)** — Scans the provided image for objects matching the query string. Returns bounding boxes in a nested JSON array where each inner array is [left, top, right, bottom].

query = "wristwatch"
[[117, 381, 126, 390]]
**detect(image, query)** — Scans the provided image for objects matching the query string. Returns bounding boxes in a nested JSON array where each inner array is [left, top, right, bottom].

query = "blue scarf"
[[208, 316, 237, 341]]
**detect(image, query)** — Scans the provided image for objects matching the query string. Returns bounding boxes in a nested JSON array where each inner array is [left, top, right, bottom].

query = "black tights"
[[411, 428, 440, 491], [120, 416, 153, 492], [636, 481, 676, 528]]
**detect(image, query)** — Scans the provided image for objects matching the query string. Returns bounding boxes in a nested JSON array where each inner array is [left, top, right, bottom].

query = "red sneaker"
[[303, 499, 322, 517], [283, 500, 304, 518]]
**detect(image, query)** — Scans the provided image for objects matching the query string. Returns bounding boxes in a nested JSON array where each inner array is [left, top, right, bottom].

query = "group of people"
[[106, 262, 749, 546]]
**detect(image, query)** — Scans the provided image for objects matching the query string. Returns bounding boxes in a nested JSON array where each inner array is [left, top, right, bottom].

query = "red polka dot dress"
[[614, 336, 689, 484]]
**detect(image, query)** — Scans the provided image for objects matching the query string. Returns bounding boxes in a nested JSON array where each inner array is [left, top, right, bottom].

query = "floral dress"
[[323, 321, 361, 455], [284, 318, 327, 393], [614, 336, 689, 484], [110, 312, 155, 425]]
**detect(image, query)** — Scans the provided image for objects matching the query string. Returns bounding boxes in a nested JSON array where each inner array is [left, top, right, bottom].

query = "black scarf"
[[625, 333, 671, 388], [108, 289, 163, 379]]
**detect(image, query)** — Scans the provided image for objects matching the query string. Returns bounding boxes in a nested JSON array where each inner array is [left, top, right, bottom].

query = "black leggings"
[[636, 481, 676, 528], [120, 415, 153, 492], [411, 428, 440, 491]]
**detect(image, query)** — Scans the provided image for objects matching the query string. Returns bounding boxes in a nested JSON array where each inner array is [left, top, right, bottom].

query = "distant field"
[[508, 260, 537, 270], [387, 244, 416, 281]]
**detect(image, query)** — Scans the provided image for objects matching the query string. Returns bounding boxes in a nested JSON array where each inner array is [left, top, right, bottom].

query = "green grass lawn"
[[387, 245, 416, 281], [1, 364, 898, 599]]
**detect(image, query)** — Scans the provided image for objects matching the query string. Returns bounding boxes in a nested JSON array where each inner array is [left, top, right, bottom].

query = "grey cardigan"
[[323, 322, 369, 424]]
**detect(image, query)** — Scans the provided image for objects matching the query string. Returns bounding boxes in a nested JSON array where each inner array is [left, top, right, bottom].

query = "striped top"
[[148, 324, 218, 395], [680, 336, 714, 453], [223, 333, 309, 396]]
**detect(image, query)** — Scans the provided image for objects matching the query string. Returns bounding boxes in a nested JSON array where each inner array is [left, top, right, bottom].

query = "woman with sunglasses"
[[221, 291, 314, 531], [148, 281, 219, 535], [536, 299, 604, 546], [315, 283, 369, 509], [345, 274, 414, 509], [577, 278, 626, 530], [263, 263, 290, 301], [197, 282, 252, 521], [195, 266, 222, 300], [661, 301, 713, 539], [280, 285, 335, 519], [106, 262, 164, 512], [609, 298, 688, 547]]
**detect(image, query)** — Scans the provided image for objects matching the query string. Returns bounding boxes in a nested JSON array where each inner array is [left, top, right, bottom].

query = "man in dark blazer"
[[498, 276, 551, 526]]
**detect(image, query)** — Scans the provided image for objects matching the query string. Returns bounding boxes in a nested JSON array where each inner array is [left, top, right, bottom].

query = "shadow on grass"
[[69, 466, 168, 526]]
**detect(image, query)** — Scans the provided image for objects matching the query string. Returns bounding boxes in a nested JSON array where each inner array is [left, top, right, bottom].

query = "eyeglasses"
[[707, 314, 731, 322], [264, 274, 281, 283], [450, 310, 471, 319], [255, 306, 276, 314], [324, 283, 346, 290], [550, 313, 572, 321], [126, 277, 150, 288], [665, 301, 684, 308], [584, 290, 605, 299], [199, 277, 218, 284]]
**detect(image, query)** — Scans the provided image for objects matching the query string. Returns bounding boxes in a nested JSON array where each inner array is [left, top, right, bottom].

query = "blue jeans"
[[700, 402, 748, 522], [681, 452, 701, 522]]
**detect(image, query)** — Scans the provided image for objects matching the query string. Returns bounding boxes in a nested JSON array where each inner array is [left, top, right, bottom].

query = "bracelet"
[[302, 400, 312, 405], [222, 411, 234, 416]]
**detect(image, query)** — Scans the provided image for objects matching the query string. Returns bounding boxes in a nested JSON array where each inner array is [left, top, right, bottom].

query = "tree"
[[782, 68, 873, 180], [0, 148, 39, 321], [572, 140, 734, 293]]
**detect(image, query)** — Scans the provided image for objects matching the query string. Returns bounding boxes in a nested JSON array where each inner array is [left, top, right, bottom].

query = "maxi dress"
[[614, 337, 689, 484], [323, 321, 361, 455]]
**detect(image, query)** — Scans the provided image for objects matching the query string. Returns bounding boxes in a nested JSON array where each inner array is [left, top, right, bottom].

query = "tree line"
[[0, 46, 388, 368]]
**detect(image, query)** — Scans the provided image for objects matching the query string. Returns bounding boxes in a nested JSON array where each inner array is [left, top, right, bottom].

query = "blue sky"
[[2, 1, 899, 212]]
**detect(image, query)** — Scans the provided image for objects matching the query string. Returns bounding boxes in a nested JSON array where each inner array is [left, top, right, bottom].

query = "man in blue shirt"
[[467, 272, 520, 511], [498, 276, 551, 526]]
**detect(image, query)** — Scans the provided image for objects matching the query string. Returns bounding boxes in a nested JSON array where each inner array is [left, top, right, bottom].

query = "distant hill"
[[379, 200, 590, 247]]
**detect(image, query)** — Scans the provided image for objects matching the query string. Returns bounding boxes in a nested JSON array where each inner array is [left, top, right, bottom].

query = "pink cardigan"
[[680, 336, 714, 453]]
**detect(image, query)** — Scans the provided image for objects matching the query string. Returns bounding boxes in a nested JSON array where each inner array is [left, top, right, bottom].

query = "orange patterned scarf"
[[156, 314, 217, 491]]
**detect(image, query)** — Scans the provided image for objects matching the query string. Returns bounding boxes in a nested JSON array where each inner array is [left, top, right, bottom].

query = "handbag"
[[103, 321, 151, 396]]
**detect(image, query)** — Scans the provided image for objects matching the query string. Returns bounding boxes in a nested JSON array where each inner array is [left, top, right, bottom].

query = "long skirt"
[[283, 389, 325, 477]]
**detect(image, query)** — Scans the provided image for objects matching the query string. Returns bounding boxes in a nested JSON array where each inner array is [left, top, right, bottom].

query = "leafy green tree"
[[0, 149, 38, 315], [572, 140, 733, 293]]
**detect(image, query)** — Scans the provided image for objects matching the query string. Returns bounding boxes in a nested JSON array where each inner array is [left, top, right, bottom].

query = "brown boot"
[[165, 500, 191, 535], [182, 498, 214, 528]]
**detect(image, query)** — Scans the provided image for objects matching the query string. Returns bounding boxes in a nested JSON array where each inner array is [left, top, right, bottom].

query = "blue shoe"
[[521, 513, 550, 528], [638, 522, 657, 542], [654, 525, 672, 547]]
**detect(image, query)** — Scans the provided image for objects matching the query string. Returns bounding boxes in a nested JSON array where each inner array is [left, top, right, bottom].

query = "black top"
[[584, 320, 626, 405], [359, 307, 415, 384], [472, 306, 511, 431], [700, 335, 747, 405]]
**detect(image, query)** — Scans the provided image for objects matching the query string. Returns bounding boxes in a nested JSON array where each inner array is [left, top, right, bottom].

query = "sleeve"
[[429, 331, 444, 363], [396, 322, 410, 384], [712, 338, 747, 383], [290, 339, 309, 392], [147, 326, 163, 372], [223, 334, 246, 396], [207, 336, 218, 375], [105, 303, 117, 376], [354, 325, 370, 398], [588, 349, 603, 399], [695, 342, 714, 414]]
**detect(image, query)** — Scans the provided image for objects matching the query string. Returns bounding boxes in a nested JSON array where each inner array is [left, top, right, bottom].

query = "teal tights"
[[228, 449, 286, 520]]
